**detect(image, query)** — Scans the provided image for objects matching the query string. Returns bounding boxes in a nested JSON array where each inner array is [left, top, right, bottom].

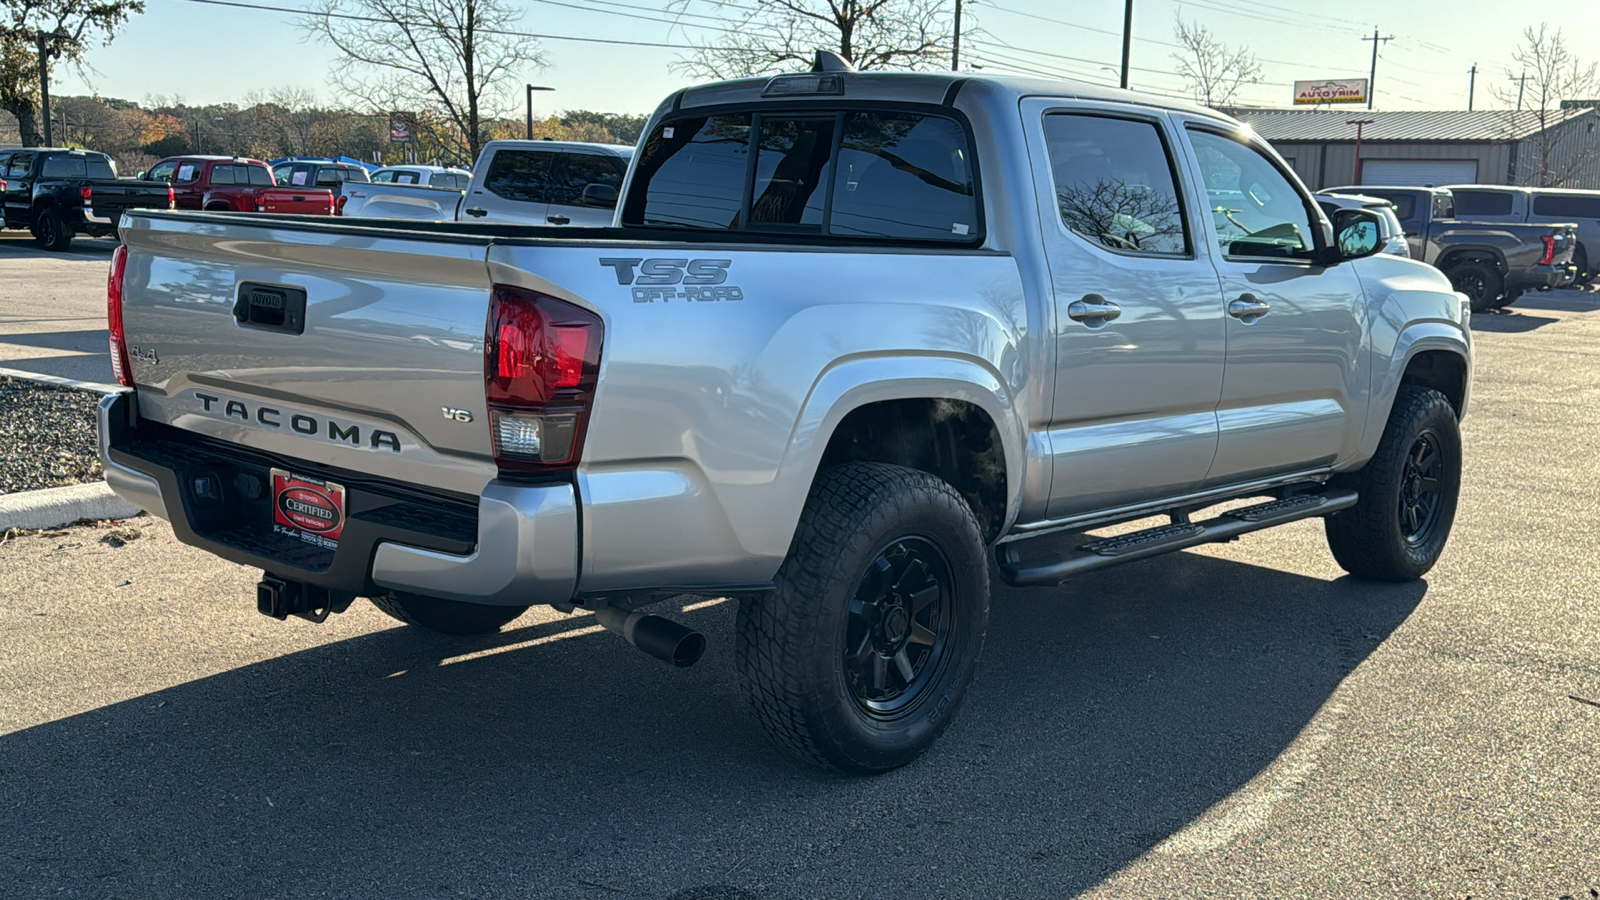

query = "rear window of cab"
[[622, 108, 980, 243]]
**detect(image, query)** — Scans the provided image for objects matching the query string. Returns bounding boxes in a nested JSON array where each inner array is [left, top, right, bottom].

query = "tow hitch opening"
[[257, 574, 355, 623]]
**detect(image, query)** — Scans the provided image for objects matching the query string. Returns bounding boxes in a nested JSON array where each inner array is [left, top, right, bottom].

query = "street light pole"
[[526, 84, 554, 140], [1119, 0, 1133, 89]]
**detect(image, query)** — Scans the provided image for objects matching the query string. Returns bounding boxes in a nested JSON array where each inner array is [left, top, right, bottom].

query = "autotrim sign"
[[1294, 79, 1370, 105]]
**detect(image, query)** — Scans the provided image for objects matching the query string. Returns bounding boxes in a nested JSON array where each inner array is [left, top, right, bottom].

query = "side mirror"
[[136, 171, 146, 180], [1330, 208, 1384, 261], [582, 183, 618, 209]]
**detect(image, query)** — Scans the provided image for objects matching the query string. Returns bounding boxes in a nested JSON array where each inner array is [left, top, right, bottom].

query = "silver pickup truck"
[[100, 66, 1472, 774]]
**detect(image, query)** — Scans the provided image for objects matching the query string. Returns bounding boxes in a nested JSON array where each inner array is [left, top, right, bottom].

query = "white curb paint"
[[0, 366, 122, 395], [0, 482, 142, 531]]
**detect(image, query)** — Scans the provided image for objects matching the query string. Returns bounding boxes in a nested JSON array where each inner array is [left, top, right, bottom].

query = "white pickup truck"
[[101, 65, 1471, 773], [338, 141, 631, 226]]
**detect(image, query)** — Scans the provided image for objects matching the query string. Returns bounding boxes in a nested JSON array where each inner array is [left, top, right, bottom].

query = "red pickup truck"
[[142, 156, 335, 215]]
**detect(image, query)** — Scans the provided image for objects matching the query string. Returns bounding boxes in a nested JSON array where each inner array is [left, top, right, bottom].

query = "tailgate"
[[119, 213, 500, 496], [90, 181, 170, 216], [259, 188, 333, 215]]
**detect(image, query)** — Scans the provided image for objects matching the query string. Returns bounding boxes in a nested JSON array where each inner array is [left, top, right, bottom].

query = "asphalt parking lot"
[[1, 259, 1598, 897]]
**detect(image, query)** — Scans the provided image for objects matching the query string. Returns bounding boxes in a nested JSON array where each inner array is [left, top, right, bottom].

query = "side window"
[[7, 153, 34, 178], [174, 162, 200, 184], [1453, 190, 1512, 217], [829, 112, 976, 241], [1043, 113, 1188, 256], [484, 149, 555, 203], [147, 161, 177, 182], [210, 165, 236, 185], [625, 114, 751, 228], [1188, 129, 1317, 260], [315, 168, 341, 186], [86, 156, 116, 179], [1434, 194, 1455, 219], [272, 165, 294, 185], [246, 165, 273, 186], [396, 172, 418, 184], [371, 170, 394, 183], [1532, 193, 1600, 218], [549, 153, 627, 207]]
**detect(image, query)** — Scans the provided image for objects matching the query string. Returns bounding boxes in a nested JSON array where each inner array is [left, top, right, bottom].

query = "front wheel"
[[1325, 386, 1462, 581], [369, 592, 529, 635], [35, 210, 72, 252], [1446, 260, 1502, 313], [736, 462, 990, 774]]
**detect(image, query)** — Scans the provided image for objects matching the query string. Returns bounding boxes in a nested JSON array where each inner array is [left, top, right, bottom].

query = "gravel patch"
[[0, 376, 103, 494]]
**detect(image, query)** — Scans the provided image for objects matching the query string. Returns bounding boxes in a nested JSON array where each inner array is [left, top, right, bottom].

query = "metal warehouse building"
[[1227, 108, 1600, 190]]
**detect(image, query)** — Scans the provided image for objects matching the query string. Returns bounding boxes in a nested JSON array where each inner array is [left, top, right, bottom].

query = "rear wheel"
[[1573, 244, 1591, 288], [736, 462, 990, 774], [1325, 385, 1462, 581], [35, 210, 72, 252], [370, 592, 529, 635], [1445, 260, 1502, 313]]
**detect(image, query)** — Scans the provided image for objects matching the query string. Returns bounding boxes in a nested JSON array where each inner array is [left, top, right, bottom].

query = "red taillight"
[[1539, 235, 1556, 266], [334, 194, 347, 216], [107, 244, 134, 387], [167, 186, 175, 208], [80, 186, 92, 204], [484, 285, 603, 472]]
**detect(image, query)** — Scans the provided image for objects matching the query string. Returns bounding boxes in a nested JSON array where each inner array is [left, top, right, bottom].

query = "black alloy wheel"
[[1397, 431, 1444, 546], [1447, 260, 1502, 313], [842, 536, 957, 718]]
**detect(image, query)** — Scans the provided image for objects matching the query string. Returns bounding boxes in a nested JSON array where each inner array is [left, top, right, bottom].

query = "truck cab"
[[1444, 184, 1600, 284]]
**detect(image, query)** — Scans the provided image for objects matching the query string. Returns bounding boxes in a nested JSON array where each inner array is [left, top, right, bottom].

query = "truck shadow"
[[1470, 309, 1561, 333], [0, 232, 118, 259], [0, 553, 1423, 899]]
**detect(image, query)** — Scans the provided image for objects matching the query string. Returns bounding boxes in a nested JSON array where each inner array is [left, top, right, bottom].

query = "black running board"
[[996, 490, 1359, 586]]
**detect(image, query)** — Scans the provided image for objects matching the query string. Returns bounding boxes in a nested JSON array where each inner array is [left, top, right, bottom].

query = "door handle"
[[547, 214, 571, 225], [1228, 294, 1271, 322], [464, 207, 487, 217], [1067, 294, 1121, 326]]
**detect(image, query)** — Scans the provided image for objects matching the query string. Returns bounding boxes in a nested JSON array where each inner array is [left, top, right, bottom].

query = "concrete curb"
[[0, 366, 122, 395], [0, 482, 142, 531]]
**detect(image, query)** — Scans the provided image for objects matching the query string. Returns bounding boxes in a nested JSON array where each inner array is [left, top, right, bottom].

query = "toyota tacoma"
[[99, 62, 1472, 773]]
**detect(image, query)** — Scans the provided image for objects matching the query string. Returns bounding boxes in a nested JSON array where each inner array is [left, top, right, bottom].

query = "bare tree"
[[1, 0, 143, 146], [668, 0, 955, 79], [300, 0, 546, 159], [1170, 15, 1260, 108], [1489, 25, 1600, 188]]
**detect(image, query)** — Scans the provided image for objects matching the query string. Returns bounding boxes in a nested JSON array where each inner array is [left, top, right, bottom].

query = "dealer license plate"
[[270, 469, 346, 550]]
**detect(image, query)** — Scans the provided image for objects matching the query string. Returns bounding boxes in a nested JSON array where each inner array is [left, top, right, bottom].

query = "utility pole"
[[951, 0, 962, 71], [1348, 118, 1375, 184], [37, 32, 53, 147], [1468, 63, 1476, 111], [1512, 70, 1529, 112], [1119, 0, 1133, 89], [1361, 27, 1393, 110]]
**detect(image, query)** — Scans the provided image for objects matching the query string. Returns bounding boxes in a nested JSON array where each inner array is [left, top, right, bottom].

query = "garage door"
[[1361, 159, 1480, 187]]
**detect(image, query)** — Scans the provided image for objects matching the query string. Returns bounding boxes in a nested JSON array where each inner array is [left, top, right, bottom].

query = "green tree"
[[1, 0, 144, 146]]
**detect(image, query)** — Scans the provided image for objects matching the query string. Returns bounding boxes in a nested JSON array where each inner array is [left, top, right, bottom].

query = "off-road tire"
[[35, 209, 73, 252], [1325, 385, 1461, 581], [736, 462, 990, 774], [1445, 260, 1502, 313], [370, 592, 529, 635]]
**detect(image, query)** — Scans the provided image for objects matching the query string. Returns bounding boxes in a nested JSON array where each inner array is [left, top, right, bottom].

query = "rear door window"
[[1532, 193, 1600, 218], [549, 153, 626, 206], [40, 155, 87, 178], [210, 165, 236, 185], [1042, 113, 1188, 256], [1453, 190, 1513, 217], [484, 149, 555, 203]]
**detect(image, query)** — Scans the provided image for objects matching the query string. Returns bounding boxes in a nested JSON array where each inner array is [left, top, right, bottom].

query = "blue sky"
[[53, 0, 1599, 114]]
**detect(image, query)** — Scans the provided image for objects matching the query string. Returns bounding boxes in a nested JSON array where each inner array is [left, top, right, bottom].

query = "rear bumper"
[[1507, 264, 1571, 294], [98, 391, 578, 606]]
